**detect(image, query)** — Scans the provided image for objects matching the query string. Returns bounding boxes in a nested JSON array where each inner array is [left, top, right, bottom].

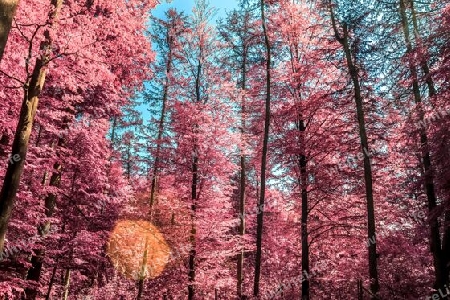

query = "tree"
[[398, 0, 447, 292], [0, 0, 156, 296], [146, 9, 187, 220], [0, 0, 64, 255], [0, 0, 19, 62], [328, 0, 379, 297], [253, 0, 271, 296], [218, 1, 260, 297]]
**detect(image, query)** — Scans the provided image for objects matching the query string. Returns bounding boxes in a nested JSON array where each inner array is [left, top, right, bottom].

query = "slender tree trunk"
[[299, 120, 309, 300], [110, 117, 117, 147], [149, 41, 173, 220], [25, 161, 61, 299], [254, 0, 271, 296], [25, 113, 71, 299], [409, 0, 436, 98], [237, 47, 247, 299], [290, 37, 310, 300], [329, 3, 379, 297], [0, 0, 19, 62], [45, 265, 57, 300], [188, 153, 198, 300], [443, 212, 450, 288], [136, 238, 149, 300], [62, 269, 70, 300], [0, 0, 63, 254], [399, 0, 446, 291], [188, 62, 202, 300], [126, 141, 132, 180]]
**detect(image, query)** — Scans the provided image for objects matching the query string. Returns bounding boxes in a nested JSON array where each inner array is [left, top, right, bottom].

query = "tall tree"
[[0, 0, 64, 254], [146, 9, 186, 220], [219, 2, 259, 297], [398, 0, 446, 292], [254, 0, 271, 296], [328, 1, 379, 297]]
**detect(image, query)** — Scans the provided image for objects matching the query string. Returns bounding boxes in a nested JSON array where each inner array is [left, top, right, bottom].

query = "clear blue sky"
[[153, 0, 239, 23]]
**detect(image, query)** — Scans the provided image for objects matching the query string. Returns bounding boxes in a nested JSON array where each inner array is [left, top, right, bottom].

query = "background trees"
[[0, 0, 450, 298]]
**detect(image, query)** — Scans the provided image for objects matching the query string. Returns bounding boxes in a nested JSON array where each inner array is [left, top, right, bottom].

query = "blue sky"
[[153, 0, 239, 23]]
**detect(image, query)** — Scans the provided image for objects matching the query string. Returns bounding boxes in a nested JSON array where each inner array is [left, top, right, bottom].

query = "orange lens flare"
[[107, 220, 170, 280]]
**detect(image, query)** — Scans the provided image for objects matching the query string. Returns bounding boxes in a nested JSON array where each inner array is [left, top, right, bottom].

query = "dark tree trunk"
[[237, 45, 247, 300], [44, 265, 57, 300], [409, 0, 436, 98], [399, 0, 446, 291], [299, 121, 309, 300], [329, 3, 379, 297], [25, 159, 61, 299], [254, 0, 271, 297], [188, 153, 198, 300], [137, 279, 144, 300], [289, 31, 310, 300], [188, 61, 202, 300]]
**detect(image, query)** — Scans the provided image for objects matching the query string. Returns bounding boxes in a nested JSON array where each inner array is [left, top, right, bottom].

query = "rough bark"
[[0, 0, 19, 62], [254, 0, 271, 296], [0, 0, 63, 254], [329, 2, 379, 297]]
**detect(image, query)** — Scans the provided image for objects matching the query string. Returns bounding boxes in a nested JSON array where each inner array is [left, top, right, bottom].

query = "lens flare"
[[107, 220, 170, 280]]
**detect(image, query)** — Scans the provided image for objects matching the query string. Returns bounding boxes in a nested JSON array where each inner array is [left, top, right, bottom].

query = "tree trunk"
[[188, 153, 198, 300], [25, 113, 70, 299], [290, 32, 310, 300], [0, 0, 62, 254], [188, 61, 202, 300], [443, 212, 450, 288], [237, 46, 247, 300], [399, 0, 446, 291], [329, 3, 379, 297], [137, 279, 144, 300], [62, 268, 70, 300], [299, 121, 309, 300], [45, 265, 57, 300], [254, 0, 271, 296], [24, 160, 61, 299], [149, 38, 173, 220], [0, 0, 19, 62], [409, 0, 436, 98]]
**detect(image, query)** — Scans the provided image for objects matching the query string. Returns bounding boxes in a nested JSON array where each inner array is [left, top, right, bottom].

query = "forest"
[[0, 0, 449, 298]]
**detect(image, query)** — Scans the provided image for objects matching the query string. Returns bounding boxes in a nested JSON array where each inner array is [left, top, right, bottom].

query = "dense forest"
[[0, 0, 449, 298]]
